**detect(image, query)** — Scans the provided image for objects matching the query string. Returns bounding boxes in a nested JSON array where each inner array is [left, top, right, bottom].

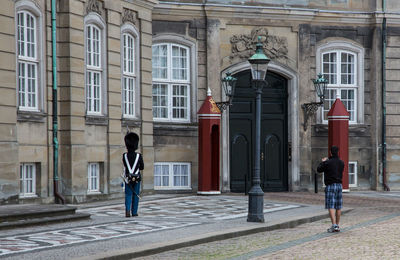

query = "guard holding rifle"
[[122, 132, 144, 218]]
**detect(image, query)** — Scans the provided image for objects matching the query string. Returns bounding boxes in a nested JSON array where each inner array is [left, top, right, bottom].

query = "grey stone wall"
[[385, 27, 400, 190], [306, 24, 376, 190], [0, 0, 19, 203], [56, 0, 156, 203], [152, 19, 203, 192]]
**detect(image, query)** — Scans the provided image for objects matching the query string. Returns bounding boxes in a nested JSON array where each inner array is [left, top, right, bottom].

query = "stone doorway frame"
[[220, 61, 300, 192]]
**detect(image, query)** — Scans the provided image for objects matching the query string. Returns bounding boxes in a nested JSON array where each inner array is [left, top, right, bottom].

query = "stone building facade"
[[1, 0, 400, 204]]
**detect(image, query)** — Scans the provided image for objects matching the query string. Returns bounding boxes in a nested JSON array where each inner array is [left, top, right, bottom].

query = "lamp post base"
[[247, 185, 265, 222]]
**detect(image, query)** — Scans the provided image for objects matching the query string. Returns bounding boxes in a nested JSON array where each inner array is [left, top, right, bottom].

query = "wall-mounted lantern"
[[301, 73, 328, 131], [215, 72, 237, 112]]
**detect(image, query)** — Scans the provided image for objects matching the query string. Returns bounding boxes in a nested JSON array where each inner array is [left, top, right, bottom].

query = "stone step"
[[0, 204, 91, 230], [0, 213, 91, 230]]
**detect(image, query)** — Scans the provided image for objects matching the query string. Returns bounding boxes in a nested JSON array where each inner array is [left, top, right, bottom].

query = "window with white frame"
[[152, 43, 190, 122], [122, 32, 136, 117], [20, 163, 36, 197], [85, 24, 102, 115], [17, 10, 39, 111], [88, 163, 100, 193], [349, 161, 357, 187], [317, 42, 364, 124], [154, 162, 191, 189]]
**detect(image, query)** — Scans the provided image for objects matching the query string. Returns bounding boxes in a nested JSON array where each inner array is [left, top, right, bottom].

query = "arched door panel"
[[230, 70, 288, 192]]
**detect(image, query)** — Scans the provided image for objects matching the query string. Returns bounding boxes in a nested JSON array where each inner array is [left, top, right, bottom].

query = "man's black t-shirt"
[[317, 156, 344, 186]]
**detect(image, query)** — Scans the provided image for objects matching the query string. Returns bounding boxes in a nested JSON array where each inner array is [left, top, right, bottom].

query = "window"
[[85, 24, 102, 115], [322, 50, 357, 122], [17, 10, 38, 111], [20, 163, 36, 197], [154, 162, 191, 189], [349, 161, 357, 188], [88, 163, 100, 193], [317, 41, 364, 124], [122, 30, 138, 118], [152, 43, 190, 122]]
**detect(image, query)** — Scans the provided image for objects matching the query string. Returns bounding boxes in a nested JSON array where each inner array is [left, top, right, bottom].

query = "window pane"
[[172, 85, 188, 119], [340, 52, 355, 85], [172, 46, 188, 81], [349, 175, 355, 185], [20, 163, 35, 195], [18, 62, 37, 109], [18, 62, 26, 107], [17, 12, 36, 59], [88, 163, 99, 191], [123, 34, 135, 74], [86, 71, 101, 113], [123, 76, 135, 116], [341, 89, 356, 121], [322, 53, 337, 84], [152, 84, 168, 119], [323, 89, 337, 121], [17, 13, 25, 56], [87, 25, 100, 68], [172, 164, 189, 187], [152, 45, 168, 79], [87, 27, 92, 65], [154, 176, 161, 186]]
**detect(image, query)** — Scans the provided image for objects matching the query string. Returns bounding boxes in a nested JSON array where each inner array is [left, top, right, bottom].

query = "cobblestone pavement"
[[134, 192, 400, 260], [0, 195, 299, 257]]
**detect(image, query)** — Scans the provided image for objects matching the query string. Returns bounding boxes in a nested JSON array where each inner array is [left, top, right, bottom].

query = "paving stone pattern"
[[0, 195, 298, 257], [0, 220, 199, 256], [79, 196, 300, 220]]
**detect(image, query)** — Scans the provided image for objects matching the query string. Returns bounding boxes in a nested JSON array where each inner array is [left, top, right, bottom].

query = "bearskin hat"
[[124, 132, 139, 150]]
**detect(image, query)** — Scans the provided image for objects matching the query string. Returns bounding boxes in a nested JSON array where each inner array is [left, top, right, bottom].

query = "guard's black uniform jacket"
[[122, 150, 144, 183], [317, 155, 344, 186]]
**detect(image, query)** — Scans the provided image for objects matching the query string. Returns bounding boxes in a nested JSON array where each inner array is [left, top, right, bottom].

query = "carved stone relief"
[[86, 0, 102, 15], [122, 8, 137, 25], [230, 28, 288, 63]]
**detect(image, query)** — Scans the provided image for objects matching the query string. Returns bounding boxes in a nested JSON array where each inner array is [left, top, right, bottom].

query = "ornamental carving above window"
[[122, 9, 137, 25], [230, 28, 288, 62], [86, 0, 102, 15]]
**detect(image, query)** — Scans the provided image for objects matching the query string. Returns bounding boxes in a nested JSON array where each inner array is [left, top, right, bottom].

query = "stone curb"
[[75, 208, 353, 260]]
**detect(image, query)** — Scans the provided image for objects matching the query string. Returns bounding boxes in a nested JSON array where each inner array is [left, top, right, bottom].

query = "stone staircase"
[[0, 204, 90, 230]]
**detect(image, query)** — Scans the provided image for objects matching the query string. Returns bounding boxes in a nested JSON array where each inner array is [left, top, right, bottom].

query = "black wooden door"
[[229, 70, 288, 193]]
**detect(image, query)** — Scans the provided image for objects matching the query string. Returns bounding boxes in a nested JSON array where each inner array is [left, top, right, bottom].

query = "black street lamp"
[[247, 38, 270, 223], [301, 74, 328, 131], [215, 72, 237, 112]]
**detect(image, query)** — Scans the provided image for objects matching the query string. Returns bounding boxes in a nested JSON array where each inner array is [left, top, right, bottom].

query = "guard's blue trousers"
[[125, 181, 140, 215]]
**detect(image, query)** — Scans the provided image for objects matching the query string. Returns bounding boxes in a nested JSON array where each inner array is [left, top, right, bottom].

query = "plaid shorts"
[[325, 183, 343, 209]]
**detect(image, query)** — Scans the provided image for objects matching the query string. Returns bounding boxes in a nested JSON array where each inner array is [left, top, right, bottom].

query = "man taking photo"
[[317, 145, 344, 233]]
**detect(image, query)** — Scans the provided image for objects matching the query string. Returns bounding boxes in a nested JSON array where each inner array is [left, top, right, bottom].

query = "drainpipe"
[[382, 0, 390, 191], [51, 0, 65, 203]]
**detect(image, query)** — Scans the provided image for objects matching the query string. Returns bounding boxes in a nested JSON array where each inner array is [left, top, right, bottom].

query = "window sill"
[[87, 191, 102, 195], [122, 118, 141, 128], [154, 122, 198, 137], [19, 194, 38, 199], [313, 124, 370, 136], [85, 115, 108, 125], [17, 111, 46, 123], [154, 187, 192, 190]]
